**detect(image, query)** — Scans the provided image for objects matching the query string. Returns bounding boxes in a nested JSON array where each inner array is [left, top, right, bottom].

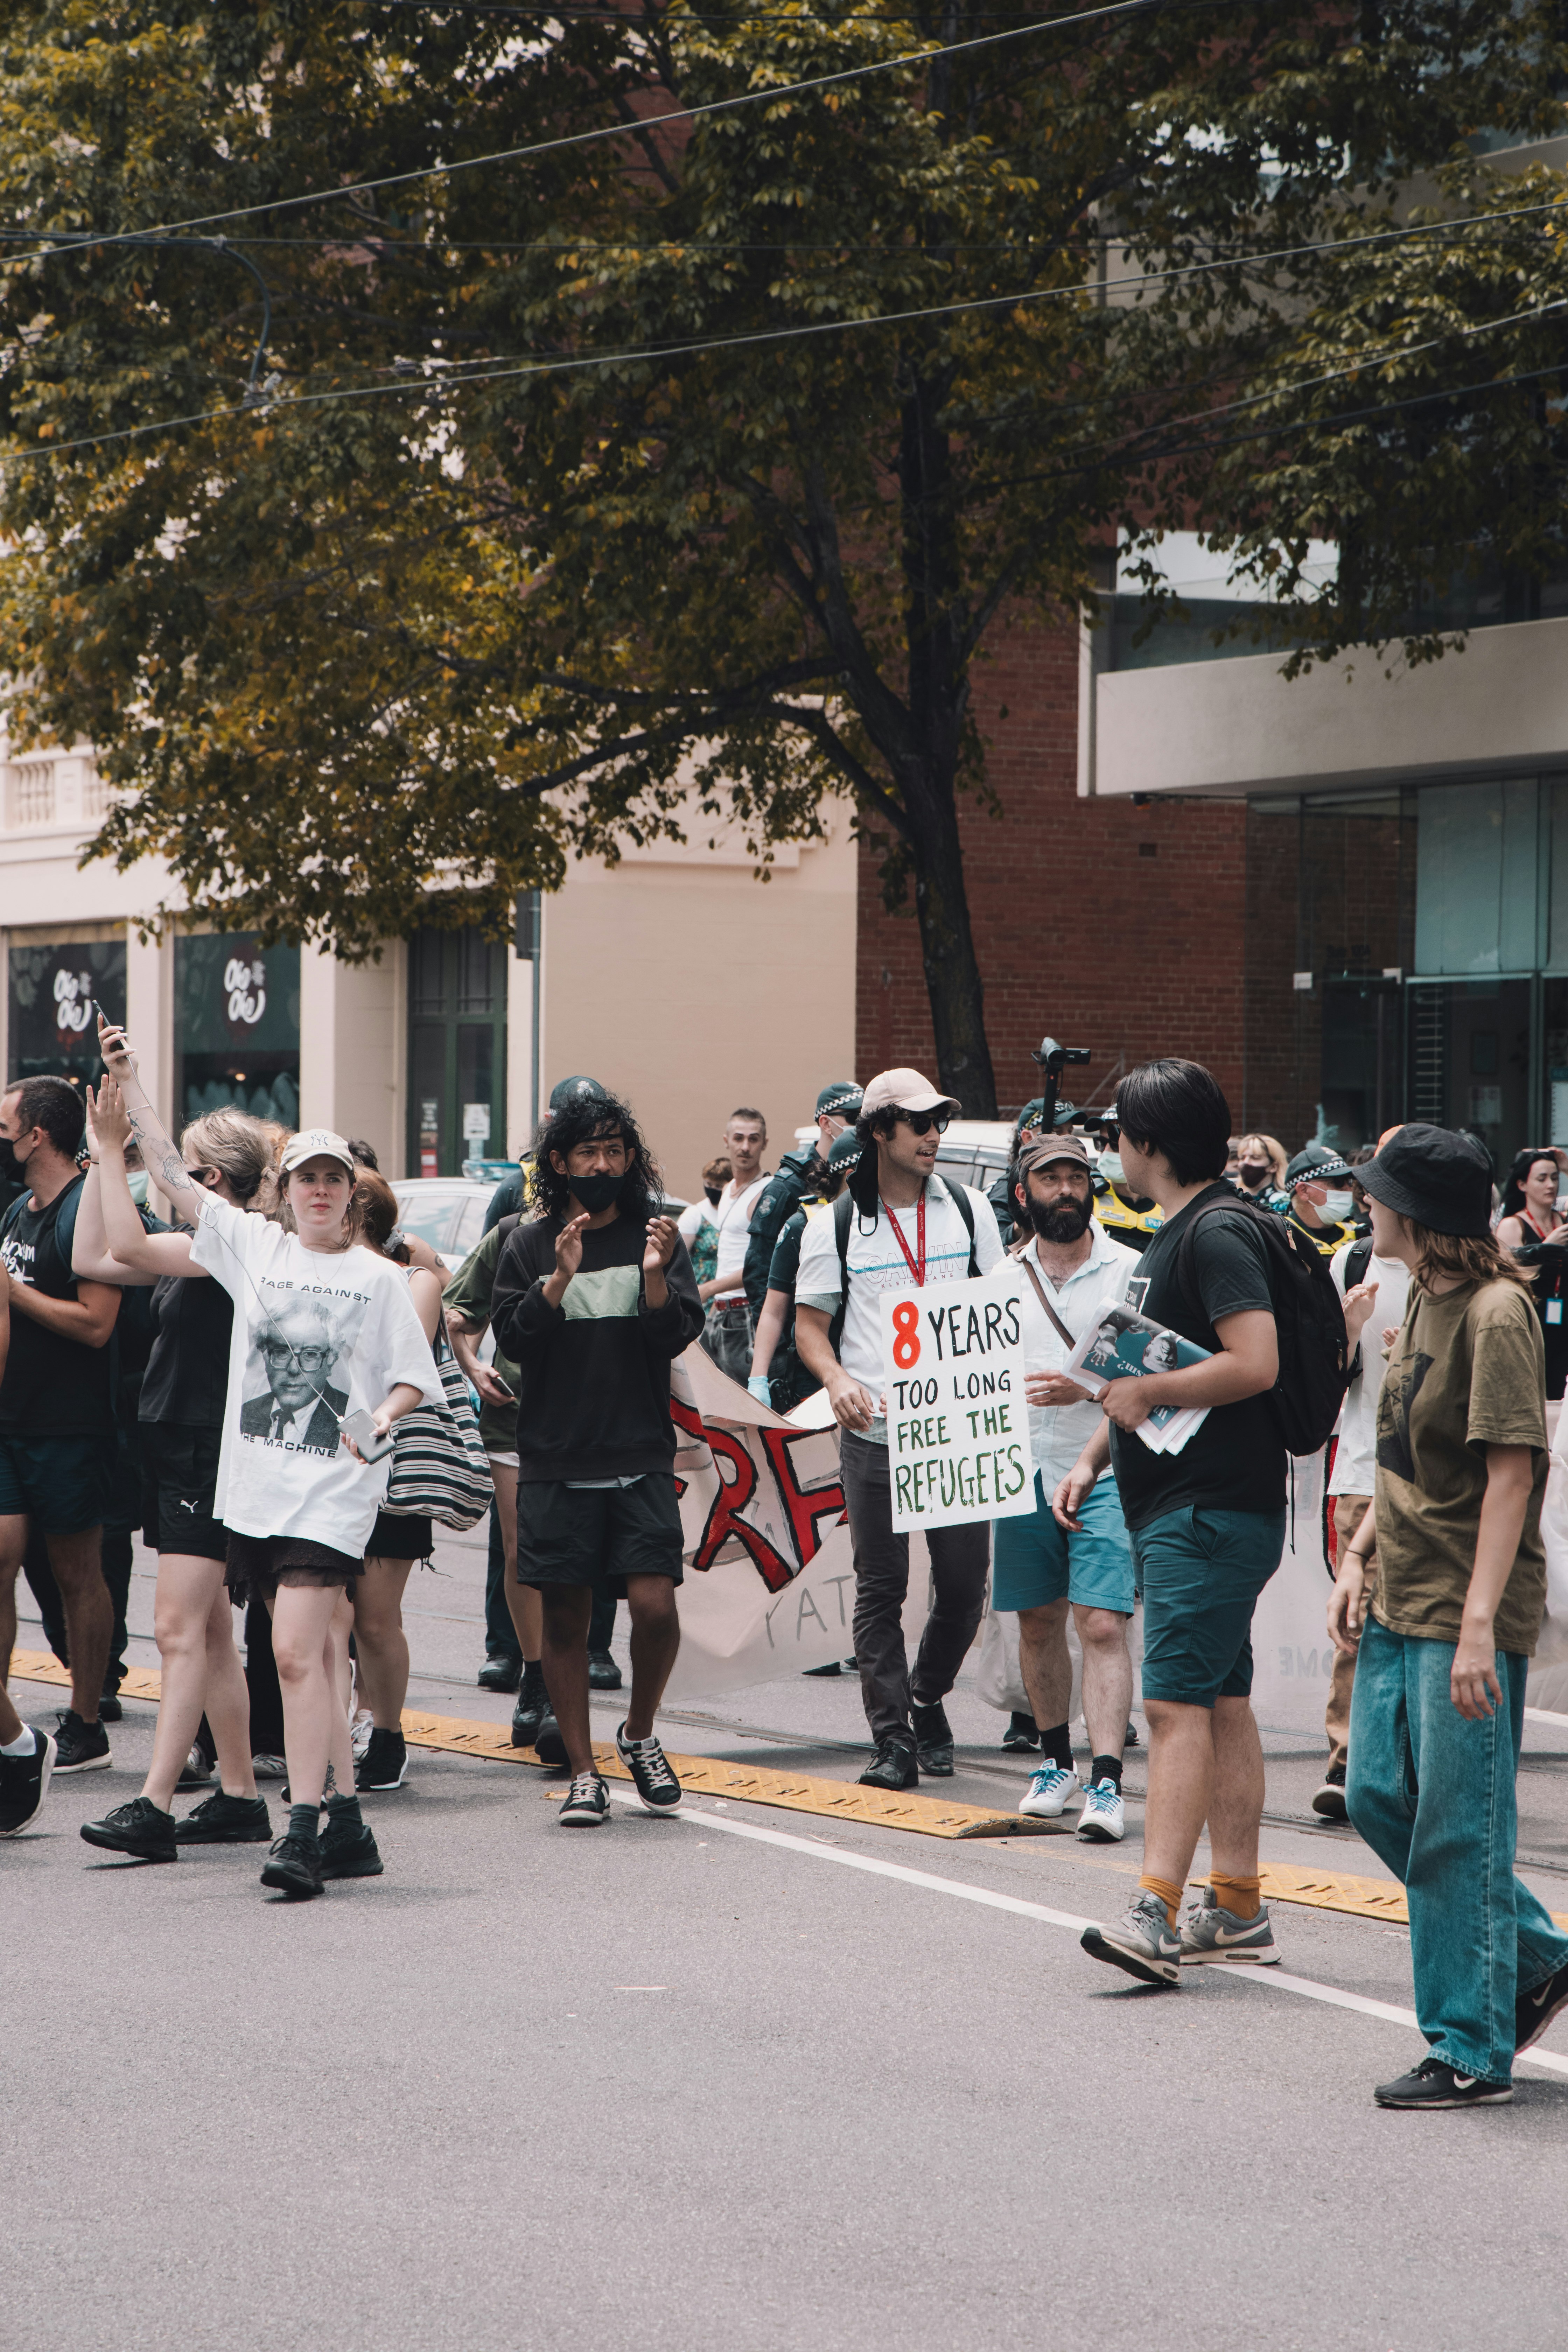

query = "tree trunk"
[[905, 762, 999, 1117]]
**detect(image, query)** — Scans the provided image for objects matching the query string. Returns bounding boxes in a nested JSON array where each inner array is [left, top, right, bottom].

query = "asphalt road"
[[10, 1527, 1568, 2352]]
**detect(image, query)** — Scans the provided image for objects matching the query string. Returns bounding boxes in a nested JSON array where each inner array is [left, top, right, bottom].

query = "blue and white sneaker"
[[1018, 1764, 1081, 1819], [1077, 1778, 1125, 1842], [1179, 1887, 1279, 1965]]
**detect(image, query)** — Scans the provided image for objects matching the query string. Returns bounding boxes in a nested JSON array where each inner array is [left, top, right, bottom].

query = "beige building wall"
[[0, 743, 859, 1200], [540, 807, 859, 1201]]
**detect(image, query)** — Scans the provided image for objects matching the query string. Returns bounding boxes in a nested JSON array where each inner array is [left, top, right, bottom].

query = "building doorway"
[[407, 928, 508, 1178]]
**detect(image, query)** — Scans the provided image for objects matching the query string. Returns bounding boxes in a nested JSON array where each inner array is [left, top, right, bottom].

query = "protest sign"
[[878, 1268, 1035, 1532], [663, 1344, 929, 1699]]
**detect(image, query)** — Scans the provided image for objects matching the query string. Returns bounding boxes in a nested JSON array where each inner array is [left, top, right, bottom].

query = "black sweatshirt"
[[490, 1211, 705, 1482]]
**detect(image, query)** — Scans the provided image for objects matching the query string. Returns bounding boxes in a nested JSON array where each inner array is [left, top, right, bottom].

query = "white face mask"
[[1320, 1189, 1354, 1222], [1098, 1150, 1125, 1185]]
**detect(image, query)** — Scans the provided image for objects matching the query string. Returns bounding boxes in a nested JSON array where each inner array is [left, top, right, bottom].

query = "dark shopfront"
[[1244, 774, 1568, 1170]]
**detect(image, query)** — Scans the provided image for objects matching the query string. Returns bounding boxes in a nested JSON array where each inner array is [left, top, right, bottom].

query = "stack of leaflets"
[[1062, 1303, 1212, 1456]]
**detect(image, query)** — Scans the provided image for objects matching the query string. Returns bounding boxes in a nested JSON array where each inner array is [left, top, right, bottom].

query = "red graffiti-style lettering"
[[757, 1427, 847, 1569], [678, 1405, 794, 1591]]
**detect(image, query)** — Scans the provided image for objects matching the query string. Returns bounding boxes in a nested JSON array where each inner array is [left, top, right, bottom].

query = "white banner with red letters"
[[663, 1345, 928, 1701]]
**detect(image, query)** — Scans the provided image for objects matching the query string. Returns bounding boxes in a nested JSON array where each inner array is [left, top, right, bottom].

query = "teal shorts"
[[1132, 1505, 1287, 1708], [991, 1472, 1134, 1616]]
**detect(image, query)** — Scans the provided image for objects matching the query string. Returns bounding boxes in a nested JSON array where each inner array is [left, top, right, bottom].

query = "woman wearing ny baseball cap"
[[1328, 1122, 1568, 2108]]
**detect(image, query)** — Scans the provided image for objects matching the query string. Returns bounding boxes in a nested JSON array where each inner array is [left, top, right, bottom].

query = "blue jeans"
[[1348, 1616, 1568, 2084]]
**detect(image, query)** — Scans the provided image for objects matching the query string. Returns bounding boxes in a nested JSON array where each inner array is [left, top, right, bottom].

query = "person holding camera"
[[794, 1068, 1004, 1790]]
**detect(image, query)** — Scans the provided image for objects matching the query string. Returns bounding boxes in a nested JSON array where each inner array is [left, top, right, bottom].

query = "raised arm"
[[85, 1077, 203, 1281], [95, 1013, 204, 1221]]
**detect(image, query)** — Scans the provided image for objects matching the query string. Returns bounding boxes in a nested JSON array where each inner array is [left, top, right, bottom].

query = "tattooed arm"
[[84, 1077, 203, 1279], [95, 1015, 205, 1225]]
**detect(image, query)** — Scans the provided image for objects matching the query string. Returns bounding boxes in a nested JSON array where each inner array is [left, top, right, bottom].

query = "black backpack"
[[1175, 1191, 1348, 1456]]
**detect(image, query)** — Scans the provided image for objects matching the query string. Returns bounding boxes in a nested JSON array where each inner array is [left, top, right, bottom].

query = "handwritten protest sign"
[[878, 1268, 1035, 1531]]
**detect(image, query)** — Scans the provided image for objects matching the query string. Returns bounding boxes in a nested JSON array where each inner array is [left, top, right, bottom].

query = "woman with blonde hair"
[[1232, 1134, 1288, 1208], [72, 1103, 278, 1862], [1329, 1124, 1568, 2107]]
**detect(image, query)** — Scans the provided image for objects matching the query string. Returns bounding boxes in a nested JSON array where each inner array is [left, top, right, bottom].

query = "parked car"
[[392, 1174, 689, 1271]]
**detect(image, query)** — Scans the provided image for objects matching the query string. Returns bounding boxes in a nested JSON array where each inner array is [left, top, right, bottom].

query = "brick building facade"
[[855, 613, 1252, 1121]]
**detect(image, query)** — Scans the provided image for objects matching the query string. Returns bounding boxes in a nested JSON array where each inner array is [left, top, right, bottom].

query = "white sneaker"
[[350, 1707, 374, 1764], [1018, 1764, 1082, 1819], [1077, 1778, 1125, 1841]]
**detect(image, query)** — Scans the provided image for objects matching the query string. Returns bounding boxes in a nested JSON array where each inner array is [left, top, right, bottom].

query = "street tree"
[[2, 0, 1564, 1108]]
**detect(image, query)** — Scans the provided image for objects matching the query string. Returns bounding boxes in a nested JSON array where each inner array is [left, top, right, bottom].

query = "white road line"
[[620, 1791, 1568, 2080]]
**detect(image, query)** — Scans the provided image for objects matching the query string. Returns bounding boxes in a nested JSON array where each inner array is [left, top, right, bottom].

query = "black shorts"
[[366, 1508, 433, 1561], [516, 1475, 684, 1596], [225, 1532, 361, 1608], [140, 1422, 230, 1562]]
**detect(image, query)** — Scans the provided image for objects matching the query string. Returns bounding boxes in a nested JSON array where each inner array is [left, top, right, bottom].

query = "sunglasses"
[[897, 1110, 950, 1138]]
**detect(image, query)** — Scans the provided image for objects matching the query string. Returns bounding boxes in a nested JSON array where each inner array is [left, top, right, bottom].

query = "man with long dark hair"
[[491, 1091, 704, 1829]]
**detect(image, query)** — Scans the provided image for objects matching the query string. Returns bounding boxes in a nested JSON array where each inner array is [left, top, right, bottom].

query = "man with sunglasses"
[[795, 1068, 1004, 1789]]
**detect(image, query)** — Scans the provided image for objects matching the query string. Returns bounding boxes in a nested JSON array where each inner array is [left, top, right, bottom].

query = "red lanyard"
[[882, 1188, 927, 1286]]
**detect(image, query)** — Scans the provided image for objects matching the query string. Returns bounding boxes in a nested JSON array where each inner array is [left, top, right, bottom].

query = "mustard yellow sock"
[[1208, 1872, 1261, 1921], [1138, 1873, 1184, 1927]]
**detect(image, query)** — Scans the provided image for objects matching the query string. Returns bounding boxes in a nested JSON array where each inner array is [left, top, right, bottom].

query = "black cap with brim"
[[1355, 1122, 1493, 1238]]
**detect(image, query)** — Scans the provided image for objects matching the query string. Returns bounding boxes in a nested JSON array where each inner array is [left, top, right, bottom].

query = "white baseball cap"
[[859, 1067, 961, 1119], [280, 1127, 356, 1176]]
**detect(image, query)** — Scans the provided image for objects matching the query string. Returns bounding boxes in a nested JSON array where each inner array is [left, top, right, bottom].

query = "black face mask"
[[0, 1136, 26, 1184], [570, 1169, 624, 1214], [1026, 1193, 1091, 1243], [1239, 1161, 1270, 1188], [703, 1185, 722, 1208]]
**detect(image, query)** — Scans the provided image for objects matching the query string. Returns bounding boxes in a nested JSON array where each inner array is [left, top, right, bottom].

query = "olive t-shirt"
[[1372, 1278, 1548, 1657]]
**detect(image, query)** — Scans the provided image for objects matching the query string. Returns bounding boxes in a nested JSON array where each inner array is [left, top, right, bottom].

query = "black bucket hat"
[[1355, 1123, 1493, 1238]]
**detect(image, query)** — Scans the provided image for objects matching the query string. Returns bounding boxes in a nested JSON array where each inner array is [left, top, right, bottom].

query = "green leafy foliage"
[[1, 0, 1564, 1106]]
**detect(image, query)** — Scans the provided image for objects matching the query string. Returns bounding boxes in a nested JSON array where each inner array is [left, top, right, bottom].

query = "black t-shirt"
[[138, 1274, 236, 1427], [0, 1176, 118, 1436], [1110, 1182, 1287, 1533]]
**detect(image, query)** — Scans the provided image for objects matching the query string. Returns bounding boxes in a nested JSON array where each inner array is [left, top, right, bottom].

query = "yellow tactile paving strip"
[[14, 1648, 1568, 1911]]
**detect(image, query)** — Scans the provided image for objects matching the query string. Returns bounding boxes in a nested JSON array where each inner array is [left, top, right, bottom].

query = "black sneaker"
[[1516, 1959, 1568, 2056], [588, 1648, 624, 1691], [533, 1714, 568, 1768], [559, 1772, 609, 1827], [320, 1818, 385, 1879], [1001, 1712, 1040, 1752], [1374, 2056, 1512, 2108], [859, 1732, 918, 1791], [175, 1791, 272, 1845], [260, 1833, 325, 1898], [52, 1710, 111, 1773], [511, 1662, 551, 1749], [356, 1728, 408, 1792], [615, 1721, 682, 1814], [803, 1660, 843, 1676], [477, 1651, 522, 1693], [80, 1796, 178, 1862], [0, 1727, 54, 1836], [99, 1688, 124, 1725], [911, 1700, 954, 1777], [1312, 1761, 1348, 1821]]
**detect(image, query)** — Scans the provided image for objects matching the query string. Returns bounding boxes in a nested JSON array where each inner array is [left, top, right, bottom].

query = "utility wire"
[[123, 0, 1252, 240]]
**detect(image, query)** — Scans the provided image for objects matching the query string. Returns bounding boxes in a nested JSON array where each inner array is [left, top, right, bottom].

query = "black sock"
[[325, 1790, 363, 1830], [1043, 1722, 1074, 1773], [1091, 1753, 1124, 1792], [288, 1800, 321, 1845]]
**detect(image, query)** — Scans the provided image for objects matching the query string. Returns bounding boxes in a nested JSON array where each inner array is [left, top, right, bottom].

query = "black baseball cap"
[[547, 1074, 607, 1112], [1355, 1123, 1493, 1238], [816, 1080, 863, 1118]]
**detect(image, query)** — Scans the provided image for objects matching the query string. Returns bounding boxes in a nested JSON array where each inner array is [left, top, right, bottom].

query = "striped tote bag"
[[384, 1331, 494, 1530]]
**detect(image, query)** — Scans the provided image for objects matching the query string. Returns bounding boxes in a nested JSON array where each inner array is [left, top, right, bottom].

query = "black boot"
[[859, 1731, 918, 1791], [511, 1661, 551, 1749]]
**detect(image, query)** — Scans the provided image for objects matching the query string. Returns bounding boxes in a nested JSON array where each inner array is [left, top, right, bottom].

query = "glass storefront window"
[[175, 934, 301, 1129], [7, 937, 126, 1088], [406, 927, 507, 1177]]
